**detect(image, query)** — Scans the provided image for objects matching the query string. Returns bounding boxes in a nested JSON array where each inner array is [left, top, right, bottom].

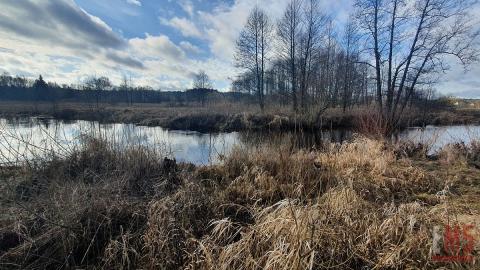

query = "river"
[[0, 117, 479, 165]]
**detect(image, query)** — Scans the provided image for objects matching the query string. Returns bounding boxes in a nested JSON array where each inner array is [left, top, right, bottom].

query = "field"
[[0, 101, 479, 133], [1, 135, 479, 269]]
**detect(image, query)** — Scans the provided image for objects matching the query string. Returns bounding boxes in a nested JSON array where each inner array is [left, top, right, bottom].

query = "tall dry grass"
[[0, 135, 478, 269], [187, 194, 436, 269], [0, 137, 183, 269], [185, 137, 447, 269]]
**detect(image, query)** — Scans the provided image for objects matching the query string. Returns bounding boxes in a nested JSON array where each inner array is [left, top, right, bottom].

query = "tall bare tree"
[[298, 0, 327, 111], [341, 17, 359, 112], [322, 19, 337, 106], [120, 74, 136, 105], [278, 0, 303, 112], [235, 6, 272, 111], [355, 0, 479, 131]]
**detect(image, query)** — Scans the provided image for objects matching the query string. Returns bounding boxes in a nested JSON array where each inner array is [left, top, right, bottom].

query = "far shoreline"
[[0, 101, 479, 133]]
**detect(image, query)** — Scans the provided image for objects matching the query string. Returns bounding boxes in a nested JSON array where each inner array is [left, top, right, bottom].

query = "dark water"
[[0, 118, 479, 165]]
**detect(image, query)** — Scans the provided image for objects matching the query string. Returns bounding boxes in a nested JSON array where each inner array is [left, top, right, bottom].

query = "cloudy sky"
[[0, 0, 478, 97]]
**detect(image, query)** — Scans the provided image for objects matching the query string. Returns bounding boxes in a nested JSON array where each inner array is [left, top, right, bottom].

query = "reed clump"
[[437, 140, 480, 169], [393, 140, 431, 159], [0, 138, 187, 269], [0, 136, 478, 269], [187, 192, 437, 269]]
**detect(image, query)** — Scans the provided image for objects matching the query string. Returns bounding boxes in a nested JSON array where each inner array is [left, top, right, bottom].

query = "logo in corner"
[[432, 223, 476, 263]]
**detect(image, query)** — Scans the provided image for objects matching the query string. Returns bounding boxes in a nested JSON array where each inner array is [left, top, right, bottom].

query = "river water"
[[0, 118, 479, 165]]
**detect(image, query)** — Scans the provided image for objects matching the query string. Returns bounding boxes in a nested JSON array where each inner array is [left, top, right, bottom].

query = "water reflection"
[[0, 118, 239, 165], [0, 118, 479, 165], [396, 125, 480, 154], [238, 129, 353, 150]]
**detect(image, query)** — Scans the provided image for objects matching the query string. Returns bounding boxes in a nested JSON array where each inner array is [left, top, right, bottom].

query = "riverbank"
[[1, 136, 479, 269], [0, 101, 479, 133]]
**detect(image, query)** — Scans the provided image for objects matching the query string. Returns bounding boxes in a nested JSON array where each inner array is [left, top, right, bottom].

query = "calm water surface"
[[0, 118, 479, 165]]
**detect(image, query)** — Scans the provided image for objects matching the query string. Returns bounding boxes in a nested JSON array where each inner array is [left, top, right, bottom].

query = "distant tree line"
[[0, 72, 253, 106]]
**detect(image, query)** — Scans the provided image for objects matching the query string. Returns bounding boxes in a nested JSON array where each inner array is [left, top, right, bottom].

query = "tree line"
[[233, 0, 479, 130], [0, 72, 252, 106]]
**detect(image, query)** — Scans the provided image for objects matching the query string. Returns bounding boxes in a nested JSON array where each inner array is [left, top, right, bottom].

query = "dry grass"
[[186, 137, 448, 269], [187, 194, 437, 269], [437, 140, 480, 169], [1, 135, 479, 269], [2, 101, 478, 133]]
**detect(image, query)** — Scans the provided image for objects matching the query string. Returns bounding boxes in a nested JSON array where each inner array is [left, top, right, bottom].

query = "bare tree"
[[341, 17, 360, 112], [355, 0, 479, 131], [193, 70, 213, 89], [120, 74, 134, 105], [316, 19, 338, 107], [298, 0, 327, 111], [232, 9, 370, 117], [235, 6, 273, 111], [84, 76, 112, 108], [278, 0, 303, 112]]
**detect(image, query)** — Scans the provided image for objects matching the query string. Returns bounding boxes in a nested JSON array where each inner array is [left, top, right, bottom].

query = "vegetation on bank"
[[1, 135, 479, 269], [1, 101, 479, 133]]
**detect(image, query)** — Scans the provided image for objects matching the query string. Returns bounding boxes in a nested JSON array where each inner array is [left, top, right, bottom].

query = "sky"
[[0, 0, 478, 97]]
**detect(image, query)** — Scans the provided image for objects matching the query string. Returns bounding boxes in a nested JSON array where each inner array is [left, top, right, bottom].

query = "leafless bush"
[[355, 110, 393, 138]]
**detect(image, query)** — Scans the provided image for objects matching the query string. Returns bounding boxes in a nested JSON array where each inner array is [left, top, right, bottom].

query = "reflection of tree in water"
[[37, 118, 50, 129], [5, 117, 41, 128], [195, 133, 228, 164], [237, 129, 353, 150], [119, 124, 137, 145], [4, 118, 17, 126], [0, 118, 69, 165]]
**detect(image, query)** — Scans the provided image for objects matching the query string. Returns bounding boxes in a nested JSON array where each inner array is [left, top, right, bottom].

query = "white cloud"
[[126, 0, 142, 7], [180, 41, 202, 54], [437, 55, 480, 98], [198, 0, 292, 62], [129, 34, 185, 61], [199, 0, 353, 61], [160, 17, 203, 38], [0, 1, 126, 51], [179, 0, 194, 17], [0, 0, 133, 84]]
